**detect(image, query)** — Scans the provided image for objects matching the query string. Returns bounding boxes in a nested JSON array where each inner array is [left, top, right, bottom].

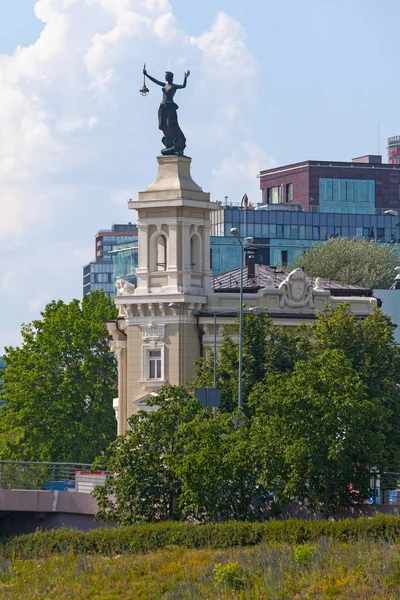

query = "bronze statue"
[[143, 66, 190, 156]]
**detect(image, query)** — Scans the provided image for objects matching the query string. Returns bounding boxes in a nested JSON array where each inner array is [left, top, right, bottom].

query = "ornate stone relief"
[[279, 268, 314, 309], [116, 278, 136, 295], [117, 304, 129, 318], [314, 277, 324, 290], [263, 276, 275, 287], [141, 321, 165, 343]]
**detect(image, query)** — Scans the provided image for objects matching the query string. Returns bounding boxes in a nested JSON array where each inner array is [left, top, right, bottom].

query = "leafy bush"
[[294, 544, 314, 566], [2, 515, 400, 560], [214, 562, 244, 589]]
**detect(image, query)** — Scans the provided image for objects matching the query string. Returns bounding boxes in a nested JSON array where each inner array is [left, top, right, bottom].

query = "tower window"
[[190, 234, 202, 273], [156, 235, 167, 271]]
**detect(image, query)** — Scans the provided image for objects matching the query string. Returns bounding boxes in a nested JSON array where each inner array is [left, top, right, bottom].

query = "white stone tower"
[[108, 155, 218, 433]]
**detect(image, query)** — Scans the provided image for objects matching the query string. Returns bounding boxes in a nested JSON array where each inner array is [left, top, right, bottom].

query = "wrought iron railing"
[[0, 461, 108, 494]]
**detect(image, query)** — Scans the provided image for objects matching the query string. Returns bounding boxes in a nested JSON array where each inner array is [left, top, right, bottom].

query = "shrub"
[[214, 562, 244, 589], [294, 544, 314, 566], [2, 515, 400, 560]]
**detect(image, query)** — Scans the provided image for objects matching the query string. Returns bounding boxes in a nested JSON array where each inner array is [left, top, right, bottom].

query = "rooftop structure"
[[259, 155, 400, 213]]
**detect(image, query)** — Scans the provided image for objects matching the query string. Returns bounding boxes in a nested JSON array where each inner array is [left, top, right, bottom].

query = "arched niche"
[[190, 233, 202, 273], [150, 231, 168, 272]]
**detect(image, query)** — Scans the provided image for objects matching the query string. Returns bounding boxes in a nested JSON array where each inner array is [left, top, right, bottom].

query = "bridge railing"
[[0, 461, 107, 494]]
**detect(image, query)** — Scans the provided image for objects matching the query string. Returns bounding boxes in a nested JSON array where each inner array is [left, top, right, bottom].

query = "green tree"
[[93, 386, 202, 524], [293, 237, 397, 288], [250, 305, 400, 515], [94, 386, 268, 523], [0, 291, 117, 463], [251, 350, 385, 515], [195, 310, 304, 413], [177, 411, 266, 521]]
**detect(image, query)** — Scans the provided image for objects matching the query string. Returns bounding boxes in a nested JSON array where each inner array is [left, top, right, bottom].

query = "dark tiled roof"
[[212, 264, 372, 296]]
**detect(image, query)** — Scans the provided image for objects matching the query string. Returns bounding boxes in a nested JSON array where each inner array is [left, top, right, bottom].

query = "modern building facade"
[[259, 154, 400, 212], [388, 137, 400, 165], [210, 204, 400, 269], [209, 153, 400, 270], [82, 223, 138, 296]]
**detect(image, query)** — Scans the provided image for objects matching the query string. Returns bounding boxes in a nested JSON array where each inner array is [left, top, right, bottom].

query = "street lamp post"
[[230, 228, 254, 410]]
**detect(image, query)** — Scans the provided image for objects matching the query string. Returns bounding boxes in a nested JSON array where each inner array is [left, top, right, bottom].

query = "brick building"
[[260, 155, 400, 213]]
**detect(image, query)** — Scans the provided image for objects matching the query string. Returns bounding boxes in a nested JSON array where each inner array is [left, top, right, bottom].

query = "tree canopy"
[[292, 237, 398, 288], [98, 304, 400, 520], [0, 291, 118, 463], [93, 386, 265, 523]]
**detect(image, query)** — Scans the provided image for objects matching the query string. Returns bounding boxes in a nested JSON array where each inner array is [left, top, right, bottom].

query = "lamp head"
[[230, 227, 239, 237], [248, 306, 263, 314], [168, 302, 180, 309], [244, 236, 254, 246], [384, 209, 399, 217]]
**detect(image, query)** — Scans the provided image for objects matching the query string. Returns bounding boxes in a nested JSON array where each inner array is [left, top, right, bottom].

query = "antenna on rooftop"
[[378, 122, 380, 155]]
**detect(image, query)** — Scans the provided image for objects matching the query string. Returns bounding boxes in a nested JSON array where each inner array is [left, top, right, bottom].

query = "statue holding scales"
[[141, 64, 190, 156]]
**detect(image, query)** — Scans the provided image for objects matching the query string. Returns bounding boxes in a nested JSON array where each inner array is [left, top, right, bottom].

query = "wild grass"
[[1, 538, 400, 599]]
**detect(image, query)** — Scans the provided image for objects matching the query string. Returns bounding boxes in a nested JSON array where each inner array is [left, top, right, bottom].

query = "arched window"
[[190, 234, 202, 273], [156, 235, 167, 271]]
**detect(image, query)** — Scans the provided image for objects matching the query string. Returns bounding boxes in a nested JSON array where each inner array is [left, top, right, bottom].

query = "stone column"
[[114, 340, 127, 435], [181, 223, 191, 291], [136, 224, 149, 292]]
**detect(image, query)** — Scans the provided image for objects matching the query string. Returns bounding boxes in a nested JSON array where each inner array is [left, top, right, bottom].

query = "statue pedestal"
[[131, 156, 211, 205]]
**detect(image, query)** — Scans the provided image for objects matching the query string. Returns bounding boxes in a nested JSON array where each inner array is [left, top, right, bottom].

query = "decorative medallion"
[[279, 268, 314, 309]]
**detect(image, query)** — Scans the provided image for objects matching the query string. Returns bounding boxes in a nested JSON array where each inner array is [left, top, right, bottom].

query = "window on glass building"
[[319, 178, 375, 214]]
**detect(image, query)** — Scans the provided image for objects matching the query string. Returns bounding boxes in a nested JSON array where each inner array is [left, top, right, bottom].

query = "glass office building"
[[210, 205, 400, 271], [82, 223, 138, 297], [111, 242, 138, 285]]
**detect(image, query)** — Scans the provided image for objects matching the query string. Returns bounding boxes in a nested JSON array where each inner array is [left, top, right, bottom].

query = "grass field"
[[1, 538, 400, 599]]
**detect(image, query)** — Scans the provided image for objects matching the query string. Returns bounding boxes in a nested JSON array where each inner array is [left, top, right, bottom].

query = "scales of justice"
[[139, 63, 190, 157]]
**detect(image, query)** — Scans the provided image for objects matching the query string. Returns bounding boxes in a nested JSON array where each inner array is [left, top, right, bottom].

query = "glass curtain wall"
[[319, 178, 375, 214]]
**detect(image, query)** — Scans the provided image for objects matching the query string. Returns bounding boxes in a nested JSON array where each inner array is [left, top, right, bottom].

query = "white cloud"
[[1, 272, 15, 293], [57, 116, 98, 133], [0, 0, 271, 352], [212, 142, 276, 203], [188, 11, 257, 79], [29, 292, 52, 313]]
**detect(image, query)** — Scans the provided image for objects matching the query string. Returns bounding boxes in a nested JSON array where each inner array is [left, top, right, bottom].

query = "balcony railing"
[[0, 461, 107, 494]]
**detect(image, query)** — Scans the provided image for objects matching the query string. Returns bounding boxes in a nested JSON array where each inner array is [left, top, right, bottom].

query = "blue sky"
[[0, 0, 399, 351]]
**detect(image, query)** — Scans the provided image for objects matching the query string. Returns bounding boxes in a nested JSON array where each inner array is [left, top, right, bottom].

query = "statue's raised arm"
[[142, 65, 190, 156], [143, 66, 164, 87], [174, 70, 190, 90]]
